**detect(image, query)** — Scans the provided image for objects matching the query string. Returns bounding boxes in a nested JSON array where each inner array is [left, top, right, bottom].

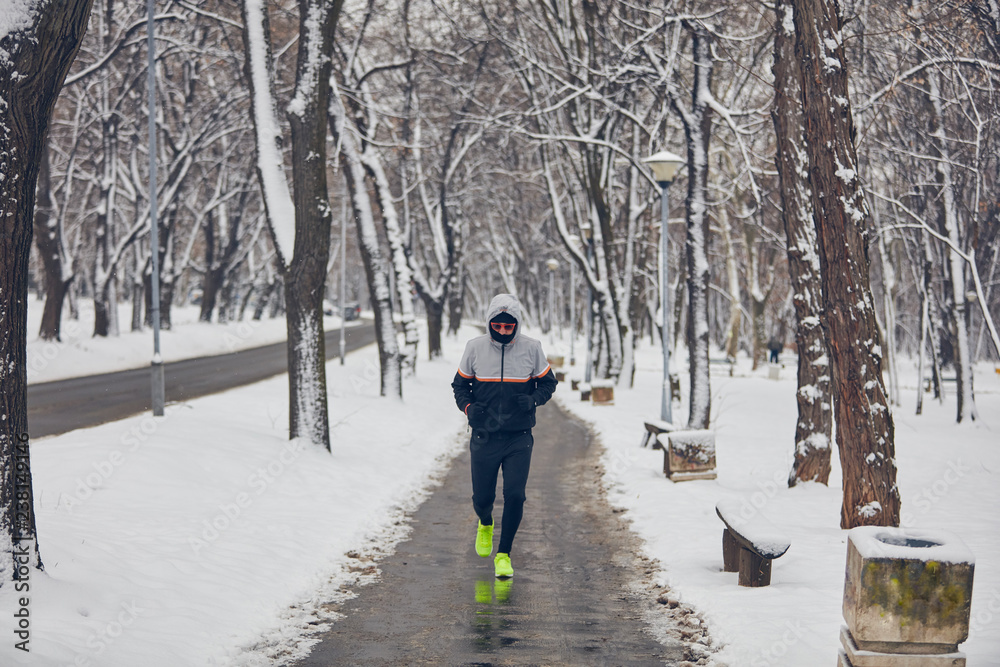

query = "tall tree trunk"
[[773, 0, 833, 487], [424, 298, 445, 361], [719, 205, 741, 361], [283, 0, 342, 442], [875, 223, 901, 406], [34, 135, 74, 341], [130, 248, 144, 332], [242, 0, 344, 448], [927, 70, 977, 422], [0, 0, 95, 585], [93, 0, 119, 339], [791, 0, 900, 528], [670, 23, 714, 430], [356, 121, 420, 372], [744, 223, 772, 371], [329, 94, 402, 397]]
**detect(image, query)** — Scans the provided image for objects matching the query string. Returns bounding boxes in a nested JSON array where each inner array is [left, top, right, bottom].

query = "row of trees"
[[4, 0, 1000, 583]]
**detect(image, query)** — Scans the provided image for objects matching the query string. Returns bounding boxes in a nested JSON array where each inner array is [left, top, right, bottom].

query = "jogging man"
[[452, 294, 558, 578]]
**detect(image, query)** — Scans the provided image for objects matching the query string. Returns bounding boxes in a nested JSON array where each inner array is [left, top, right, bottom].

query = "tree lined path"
[[27, 322, 376, 438], [295, 401, 688, 666]]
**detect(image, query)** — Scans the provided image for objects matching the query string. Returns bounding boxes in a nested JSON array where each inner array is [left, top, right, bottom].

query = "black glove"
[[514, 394, 534, 413], [468, 402, 488, 428]]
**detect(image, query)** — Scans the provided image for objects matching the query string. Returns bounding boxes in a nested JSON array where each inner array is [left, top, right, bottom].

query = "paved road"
[[295, 401, 687, 666], [27, 322, 377, 438]]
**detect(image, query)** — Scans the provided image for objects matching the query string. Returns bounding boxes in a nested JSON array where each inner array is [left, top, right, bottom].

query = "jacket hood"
[[485, 294, 522, 324], [485, 294, 522, 344]]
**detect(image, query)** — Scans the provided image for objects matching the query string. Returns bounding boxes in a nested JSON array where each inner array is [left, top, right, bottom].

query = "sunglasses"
[[490, 322, 516, 334]]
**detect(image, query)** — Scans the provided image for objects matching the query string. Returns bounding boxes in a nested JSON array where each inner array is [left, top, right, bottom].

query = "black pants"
[[470, 429, 533, 554]]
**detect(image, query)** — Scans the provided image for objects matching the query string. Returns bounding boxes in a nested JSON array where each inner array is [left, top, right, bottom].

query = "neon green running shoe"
[[494, 552, 513, 578], [476, 521, 494, 557]]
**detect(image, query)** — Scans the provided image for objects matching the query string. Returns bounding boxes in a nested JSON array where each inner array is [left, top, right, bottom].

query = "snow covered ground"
[[25, 297, 358, 384], [3, 320, 469, 666], [6, 307, 998, 665], [557, 345, 1000, 666]]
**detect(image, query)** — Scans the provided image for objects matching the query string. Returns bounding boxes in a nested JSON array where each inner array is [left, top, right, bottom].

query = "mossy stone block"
[[844, 527, 974, 651]]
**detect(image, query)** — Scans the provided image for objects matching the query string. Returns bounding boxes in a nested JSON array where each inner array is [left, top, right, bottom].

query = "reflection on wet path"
[[294, 403, 684, 666]]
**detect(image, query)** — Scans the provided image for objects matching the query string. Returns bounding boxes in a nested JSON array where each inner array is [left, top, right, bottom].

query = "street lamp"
[[581, 223, 594, 384], [642, 150, 684, 424], [148, 0, 164, 417], [567, 235, 580, 365], [546, 258, 559, 344], [339, 198, 347, 366]]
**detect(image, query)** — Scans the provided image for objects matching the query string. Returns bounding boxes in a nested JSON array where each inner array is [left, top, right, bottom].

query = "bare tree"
[[772, 0, 833, 486], [791, 0, 900, 528], [1, 0, 94, 583], [242, 0, 344, 449], [666, 21, 715, 430]]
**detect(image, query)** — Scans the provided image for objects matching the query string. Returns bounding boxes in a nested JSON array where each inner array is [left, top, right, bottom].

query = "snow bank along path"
[[557, 346, 1000, 666], [1, 322, 468, 666]]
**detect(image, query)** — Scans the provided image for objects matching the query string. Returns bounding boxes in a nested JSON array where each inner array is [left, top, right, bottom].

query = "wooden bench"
[[664, 430, 717, 481], [715, 500, 790, 587], [640, 420, 676, 449], [709, 357, 735, 377], [923, 375, 957, 391]]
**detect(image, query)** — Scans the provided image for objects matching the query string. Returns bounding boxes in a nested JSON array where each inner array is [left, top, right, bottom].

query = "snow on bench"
[[640, 419, 677, 449], [715, 499, 791, 587]]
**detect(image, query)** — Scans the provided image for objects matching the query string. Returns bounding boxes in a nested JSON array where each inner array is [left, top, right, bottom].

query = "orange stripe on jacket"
[[474, 375, 532, 383]]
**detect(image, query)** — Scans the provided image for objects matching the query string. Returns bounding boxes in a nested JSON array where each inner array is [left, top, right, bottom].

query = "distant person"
[[451, 294, 558, 579], [767, 336, 783, 364]]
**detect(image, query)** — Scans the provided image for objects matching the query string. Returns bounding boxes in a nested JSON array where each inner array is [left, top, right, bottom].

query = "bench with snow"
[[715, 499, 790, 587], [709, 357, 735, 377], [663, 430, 716, 482], [640, 420, 676, 449]]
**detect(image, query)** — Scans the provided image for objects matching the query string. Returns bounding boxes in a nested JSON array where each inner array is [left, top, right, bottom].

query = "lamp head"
[[642, 150, 685, 186]]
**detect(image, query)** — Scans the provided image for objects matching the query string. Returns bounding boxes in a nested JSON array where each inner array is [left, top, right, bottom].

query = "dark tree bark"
[[791, 0, 900, 528], [33, 136, 74, 341], [772, 0, 833, 487], [242, 0, 345, 448], [424, 297, 445, 360], [282, 0, 343, 445], [199, 195, 244, 323], [668, 23, 714, 430], [0, 0, 95, 583]]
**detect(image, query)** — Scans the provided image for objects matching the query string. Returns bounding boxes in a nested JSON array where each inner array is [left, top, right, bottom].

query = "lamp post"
[[546, 258, 559, 344], [339, 198, 347, 365], [581, 224, 594, 384], [148, 0, 164, 417], [642, 150, 684, 424], [567, 235, 579, 365]]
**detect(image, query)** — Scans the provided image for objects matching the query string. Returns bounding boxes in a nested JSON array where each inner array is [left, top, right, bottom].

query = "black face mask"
[[489, 318, 517, 344]]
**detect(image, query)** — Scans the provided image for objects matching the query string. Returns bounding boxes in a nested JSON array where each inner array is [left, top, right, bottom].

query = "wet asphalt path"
[[27, 321, 376, 438], [295, 400, 685, 666]]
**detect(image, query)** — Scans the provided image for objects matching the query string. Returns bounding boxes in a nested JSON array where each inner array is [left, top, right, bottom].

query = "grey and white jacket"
[[451, 294, 557, 433]]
